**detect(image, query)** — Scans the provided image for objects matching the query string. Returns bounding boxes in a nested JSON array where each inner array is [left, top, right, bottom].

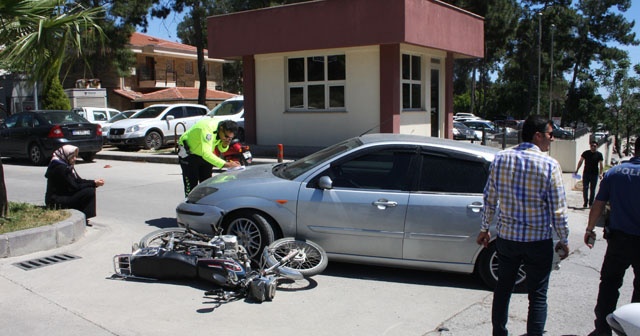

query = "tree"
[[0, 0, 105, 218], [42, 75, 71, 110]]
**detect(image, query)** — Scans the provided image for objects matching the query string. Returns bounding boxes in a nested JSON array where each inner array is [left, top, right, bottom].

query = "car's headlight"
[[126, 125, 140, 133], [187, 186, 218, 203]]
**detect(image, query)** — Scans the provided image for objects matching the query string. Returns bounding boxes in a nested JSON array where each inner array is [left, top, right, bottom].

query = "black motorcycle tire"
[[138, 227, 189, 249], [265, 238, 328, 277]]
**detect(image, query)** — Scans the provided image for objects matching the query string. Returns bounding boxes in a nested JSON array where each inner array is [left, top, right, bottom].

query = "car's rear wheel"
[[28, 143, 46, 165], [223, 211, 275, 261], [476, 243, 527, 292], [80, 152, 96, 162], [144, 131, 163, 150]]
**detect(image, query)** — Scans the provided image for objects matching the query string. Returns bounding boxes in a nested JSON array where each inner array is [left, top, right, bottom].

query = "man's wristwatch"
[[480, 228, 489, 233]]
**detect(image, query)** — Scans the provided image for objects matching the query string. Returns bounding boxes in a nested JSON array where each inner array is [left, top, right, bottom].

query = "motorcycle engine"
[[248, 276, 276, 302]]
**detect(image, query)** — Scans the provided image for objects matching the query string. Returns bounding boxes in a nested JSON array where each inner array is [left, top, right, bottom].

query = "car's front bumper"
[[176, 202, 225, 235]]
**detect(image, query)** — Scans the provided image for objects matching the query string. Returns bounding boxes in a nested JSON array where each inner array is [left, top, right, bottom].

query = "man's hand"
[[223, 161, 241, 168], [584, 230, 596, 249], [554, 242, 569, 260], [476, 231, 490, 248]]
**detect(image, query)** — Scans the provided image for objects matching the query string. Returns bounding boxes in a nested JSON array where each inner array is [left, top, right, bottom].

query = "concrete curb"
[[0, 209, 86, 258]]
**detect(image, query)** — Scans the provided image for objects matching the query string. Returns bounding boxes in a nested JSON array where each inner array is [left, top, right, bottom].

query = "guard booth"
[[65, 79, 107, 108]]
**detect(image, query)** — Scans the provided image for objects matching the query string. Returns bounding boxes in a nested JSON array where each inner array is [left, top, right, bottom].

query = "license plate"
[[73, 130, 91, 136], [243, 151, 252, 159]]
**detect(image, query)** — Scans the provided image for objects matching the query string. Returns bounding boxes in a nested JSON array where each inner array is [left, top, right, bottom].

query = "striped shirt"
[[481, 142, 569, 244]]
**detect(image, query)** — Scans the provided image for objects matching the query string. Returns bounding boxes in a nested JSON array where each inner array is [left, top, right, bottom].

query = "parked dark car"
[[453, 121, 479, 141], [0, 110, 103, 165]]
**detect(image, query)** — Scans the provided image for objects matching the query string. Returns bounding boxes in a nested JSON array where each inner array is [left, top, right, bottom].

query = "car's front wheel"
[[476, 243, 527, 292], [223, 211, 275, 261], [144, 131, 163, 150]]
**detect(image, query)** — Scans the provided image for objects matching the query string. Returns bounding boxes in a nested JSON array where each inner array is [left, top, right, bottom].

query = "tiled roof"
[[130, 32, 205, 54], [114, 87, 236, 102]]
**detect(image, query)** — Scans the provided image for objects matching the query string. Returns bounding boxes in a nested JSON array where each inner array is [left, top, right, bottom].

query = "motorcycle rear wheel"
[[139, 228, 188, 249], [265, 238, 328, 277]]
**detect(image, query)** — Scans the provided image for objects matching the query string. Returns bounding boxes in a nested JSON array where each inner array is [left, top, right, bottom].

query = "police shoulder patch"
[[205, 134, 213, 141]]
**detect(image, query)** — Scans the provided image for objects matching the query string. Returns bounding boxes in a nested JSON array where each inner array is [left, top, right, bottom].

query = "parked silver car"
[[176, 134, 538, 288]]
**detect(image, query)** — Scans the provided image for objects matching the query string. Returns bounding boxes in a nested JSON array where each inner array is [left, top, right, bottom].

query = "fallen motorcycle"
[[112, 215, 327, 302]]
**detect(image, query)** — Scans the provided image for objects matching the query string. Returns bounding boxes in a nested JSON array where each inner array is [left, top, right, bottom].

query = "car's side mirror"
[[166, 115, 175, 121], [318, 176, 333, 190]]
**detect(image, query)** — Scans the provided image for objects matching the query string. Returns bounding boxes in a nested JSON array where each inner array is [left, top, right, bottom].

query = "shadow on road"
[[145, 217, 178, 229], [322, 261, 487, 291]]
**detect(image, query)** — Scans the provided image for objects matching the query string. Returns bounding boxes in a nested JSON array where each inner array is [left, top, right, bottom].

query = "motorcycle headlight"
[[126, 125, 140, 133], [187, 186, 218, 203]]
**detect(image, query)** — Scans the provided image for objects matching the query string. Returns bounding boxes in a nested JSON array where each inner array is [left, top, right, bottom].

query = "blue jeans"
[[583, 173, 598, 206], [492, 237, 553, 336]]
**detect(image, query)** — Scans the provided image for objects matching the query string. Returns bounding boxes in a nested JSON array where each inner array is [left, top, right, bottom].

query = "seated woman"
[[45, 145, 104, 226]]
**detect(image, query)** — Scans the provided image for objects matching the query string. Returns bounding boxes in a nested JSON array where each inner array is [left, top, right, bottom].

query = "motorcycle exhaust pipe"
[[262, 248, 303, 280]]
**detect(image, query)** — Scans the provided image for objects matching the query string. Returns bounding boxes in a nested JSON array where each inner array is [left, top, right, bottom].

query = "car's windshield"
[[40, 111, 89, 124], [208, 100, 243, 117], [276, 137, 363, 180], [131, 106, 165, 119], [107, 112, 129, 123]]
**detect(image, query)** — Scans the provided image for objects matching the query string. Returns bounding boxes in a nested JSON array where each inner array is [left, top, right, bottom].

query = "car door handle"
[[467, 202, 483, 213], [372, 199, 398, 210]]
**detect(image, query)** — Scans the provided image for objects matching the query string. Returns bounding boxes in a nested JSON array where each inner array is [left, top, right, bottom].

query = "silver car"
[[177, 134, 532, 288]]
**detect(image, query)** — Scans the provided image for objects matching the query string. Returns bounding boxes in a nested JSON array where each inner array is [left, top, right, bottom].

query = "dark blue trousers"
[[492, 237, 553, 336], [593, 231, 640, 334]]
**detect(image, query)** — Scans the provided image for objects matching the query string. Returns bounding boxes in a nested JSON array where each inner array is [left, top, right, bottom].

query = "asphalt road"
[[0, 157, 634, 336]]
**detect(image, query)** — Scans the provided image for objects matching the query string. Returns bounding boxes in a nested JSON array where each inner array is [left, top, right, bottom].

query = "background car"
[[101, 110, 139, 144], [176, 134, 545, 289], [552, 123, 573, 139], [463, 120, 498, 140], [0, 110, 103, 165], [207, 96, 244, 141], [453, 121, 479, 141], [107, 104, 208, 150], [72, 107, 121, 125]]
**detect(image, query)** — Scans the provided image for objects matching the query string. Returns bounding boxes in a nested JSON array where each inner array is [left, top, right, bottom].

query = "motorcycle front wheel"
[[265, 238, 328, 277], [139, 228, 188, 249]]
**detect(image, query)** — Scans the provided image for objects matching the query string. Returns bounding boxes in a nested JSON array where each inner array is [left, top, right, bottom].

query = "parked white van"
[[73, 107, 121, 125]]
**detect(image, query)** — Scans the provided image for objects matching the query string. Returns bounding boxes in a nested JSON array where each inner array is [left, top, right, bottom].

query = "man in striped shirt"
[[476, 115, 570, 336]]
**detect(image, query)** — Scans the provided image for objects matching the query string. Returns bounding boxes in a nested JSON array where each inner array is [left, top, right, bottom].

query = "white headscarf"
[[51, 145, 79, 165]]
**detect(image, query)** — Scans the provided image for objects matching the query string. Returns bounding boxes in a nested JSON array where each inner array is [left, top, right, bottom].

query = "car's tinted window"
[[164, 107, 184, 119], [326, 149, 414, 190], [209, 100, 243, 116], [18, 114, 34, 127], [133, 106, 165, 119], [418, 154, 488, 193], [39, 112, 88, 124], [185, 106, 206, 117], [3, 114, 18, 128]]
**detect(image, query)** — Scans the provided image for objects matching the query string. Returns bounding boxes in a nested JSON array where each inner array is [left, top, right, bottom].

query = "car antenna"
[[359, 117, 394, 137]]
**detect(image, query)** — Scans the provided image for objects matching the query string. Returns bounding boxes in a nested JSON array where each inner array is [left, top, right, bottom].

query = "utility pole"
[[537, 12, 542, 115], [549, 24, 555, 121]]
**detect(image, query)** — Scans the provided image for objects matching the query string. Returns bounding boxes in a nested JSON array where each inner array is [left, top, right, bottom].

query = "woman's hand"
[[95, 179, 105, 187]]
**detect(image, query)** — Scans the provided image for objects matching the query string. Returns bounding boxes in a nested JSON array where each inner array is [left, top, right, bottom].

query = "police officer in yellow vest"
[[177, 118, 240, 196]]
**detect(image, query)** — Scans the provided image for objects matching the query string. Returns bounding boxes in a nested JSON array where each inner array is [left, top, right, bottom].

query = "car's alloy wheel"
[[223, 211, 275, 261], [144, 131, 162, 150], [477, 243, 527, 292]]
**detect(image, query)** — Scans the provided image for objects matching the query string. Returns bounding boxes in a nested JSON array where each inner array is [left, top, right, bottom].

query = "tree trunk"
[[0, 160, 8, 218]]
